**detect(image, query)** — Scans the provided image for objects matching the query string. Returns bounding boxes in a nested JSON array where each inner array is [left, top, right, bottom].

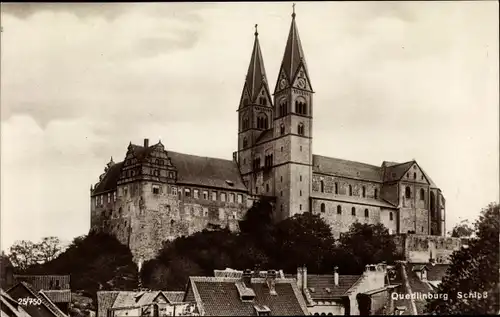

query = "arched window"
[[362, 186, 366, 198], [351, 207, 356, 216], [420, 188, 425, 201], [335, 182, 338, 195], [374, 188, 378, 199], [337, 205, 342, 214], [405, 186, 411, 199], [279, 99, 287, 117], [320, 180, 325, 193], [430, 191, 436, 217], [390, 212, 393, 221], [298, 123, 304, 135], [414, 172, 417, 179], [321, 203, 325, 213], [243, 137, 248, 148], [266, 183, 270, 192], [349, 185, 353, 196], [280, 124, 285, 135], [364, 209, 369, 217]]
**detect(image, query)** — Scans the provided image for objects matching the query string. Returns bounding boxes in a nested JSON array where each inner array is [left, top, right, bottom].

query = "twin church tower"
[[236, 8, 314, 221]]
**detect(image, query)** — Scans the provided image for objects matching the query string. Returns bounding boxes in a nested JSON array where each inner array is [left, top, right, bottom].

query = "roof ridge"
[[312, 154, 381, 169], [168, 151, 234, 163]]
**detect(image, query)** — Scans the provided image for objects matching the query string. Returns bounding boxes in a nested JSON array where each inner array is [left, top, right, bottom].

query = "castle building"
[[90, 10, 446, 264]]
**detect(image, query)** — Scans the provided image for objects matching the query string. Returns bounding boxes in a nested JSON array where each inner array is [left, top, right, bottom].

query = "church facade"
[[90, 11, 446, 264]]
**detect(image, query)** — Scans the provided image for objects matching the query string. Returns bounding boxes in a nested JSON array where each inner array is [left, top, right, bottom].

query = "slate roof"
[[93, 143, 247, 196], [244, 31, 270, 104], [304, 274, 363, 300], [0, 289, 31, 317], [168, 151, 247, 191], [96, 291, 120, 317], [13, 275, 70, 292], [409, 263, 449, 282], [187, 276, 309, 316], [92, 162, 123, 195], [313, 155, 383, 182]]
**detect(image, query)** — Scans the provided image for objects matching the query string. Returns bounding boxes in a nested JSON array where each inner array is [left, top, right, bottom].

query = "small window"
[[351, 207, 356, 216], [298, 123, 305, 136], [281, 146, 283, 152], [107, 193, 111, 203], [212, 191, 217, 201], [362, 186, 366, 198], [407, 173, 410, 178], [168, 171, 174, 178], [364, 209, 369, 217], [280, 124, 285, 135], [172, 187, 177, 196], [414, 172, 417, 179], [255, 187, 259, 194], [194, 189, 199, 199], [152, 185, 160, 195], [266, 184, 270, 192], [185, 188, 191, 197], [300, 190, 302, 196], [321, 203, 325, 213], [374, 188, 378, 199], [280, 191, 283, 196], [300, 204, 302, 210], [203, 190, 208, 200], [221, 192, 226, 202], [300, 145, 303, 151], [349, 185, 353, 196], [237, 194, 243, 204], [281, 204, 283, 212], [113, 192, 117, 202], [300, 175, 302, 182], [405, 186, 411, 199], [421, 175, 424, 180], [420, 188, 425, 201], [229, 193, 235, 203], [337, 205, 342, 214], [390, 212, 393, 221], [94, 197, 98, 207], [243, 137, 248, 148], [320, 180, 325, 193], [281, 176, 283, 182], [335, 183, 338, 195]]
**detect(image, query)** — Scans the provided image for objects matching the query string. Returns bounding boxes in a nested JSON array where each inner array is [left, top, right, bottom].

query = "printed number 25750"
[[18, 297, 42, 305]]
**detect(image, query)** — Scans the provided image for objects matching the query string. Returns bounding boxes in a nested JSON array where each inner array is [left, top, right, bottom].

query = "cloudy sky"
[[1, 2, 498, 250]]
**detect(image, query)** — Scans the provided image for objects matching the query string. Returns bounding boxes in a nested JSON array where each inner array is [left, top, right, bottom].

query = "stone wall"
[[392, 234, 463, 264]]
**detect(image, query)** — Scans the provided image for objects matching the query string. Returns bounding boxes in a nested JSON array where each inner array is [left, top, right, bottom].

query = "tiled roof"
[[313, 155, 383, 182], [38, 291, 68, 317], [92, 162, 123, 195], [13, 275, 70, 291], [188, 276, 309, 316], [168, 151, 247, 191], [7, 282, 66, 317], [40, 290, 71, 303], [305, 274, 363, 300], [163, 291, 185, 304], [0, 289, 31, 317], [409, 263, 449, 282], [96, 291, 120, 317]]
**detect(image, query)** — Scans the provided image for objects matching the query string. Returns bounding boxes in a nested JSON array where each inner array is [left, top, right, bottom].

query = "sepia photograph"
[[1, 2, 499, 316]]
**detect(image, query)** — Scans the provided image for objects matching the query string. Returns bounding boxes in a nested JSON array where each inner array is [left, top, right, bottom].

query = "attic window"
[[225, 180, 234, 187]]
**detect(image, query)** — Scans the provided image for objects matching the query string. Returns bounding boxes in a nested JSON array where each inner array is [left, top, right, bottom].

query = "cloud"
[[1, 2, 498, 249]]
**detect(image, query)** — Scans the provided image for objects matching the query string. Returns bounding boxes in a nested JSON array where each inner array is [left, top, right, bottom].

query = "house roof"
[[313, 155, 383, 182], [7, 282, 67, 317], [97, 291, 120, 317], [93, 143, 247, 196], [13, 275, 70, 291], [304, 274, 363, 300], [38, 291, 68, 317], [168, 151, 247, 191], [0, 289, 31, 317], [244, 30, 270, 104], [40, 290, 71, 303], [163, 291, 186, 304], [187, 276, 309, 316], [410, 263, 449, 282]]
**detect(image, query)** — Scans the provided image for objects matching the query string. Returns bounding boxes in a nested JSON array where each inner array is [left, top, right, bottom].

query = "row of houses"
[[1, 253, 451, 316]]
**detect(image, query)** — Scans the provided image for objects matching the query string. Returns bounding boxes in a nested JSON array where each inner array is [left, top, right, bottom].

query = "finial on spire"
[[254, 24, 258, 36], [292, 3, 296, 18]]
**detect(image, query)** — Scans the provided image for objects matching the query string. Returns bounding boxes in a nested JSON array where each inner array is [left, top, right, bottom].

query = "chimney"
[[266, 270, 277, 295], [334, 266, 339, 286], [144, 138, 149, 148], [242, 269, 252, 287], [297, 266, 307, 291]]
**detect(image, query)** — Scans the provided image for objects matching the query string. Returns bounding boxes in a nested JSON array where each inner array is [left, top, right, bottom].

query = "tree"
[[338, 223, 398, 274], [8, 240, 38, 270], [426, 203, 500, 314], [449, 219, 474, 238], [271, 213, 336, 273], [8, 236, 66, 270]]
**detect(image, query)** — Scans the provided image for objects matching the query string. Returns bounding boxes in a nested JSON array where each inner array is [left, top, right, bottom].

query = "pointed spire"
[[279, 4, 310, 83], [244, 24, 270, 104]]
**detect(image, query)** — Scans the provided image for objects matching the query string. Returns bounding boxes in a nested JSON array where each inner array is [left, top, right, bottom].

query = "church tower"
[[272, 7, 314, 221], [237, 25, 273, 192]]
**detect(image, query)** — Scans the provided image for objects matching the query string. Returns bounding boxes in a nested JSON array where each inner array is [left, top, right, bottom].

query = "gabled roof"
[[277, 11, 311, 87], [382, 161, 415, 182], [37, 291, 68, 317], [1, 289, 31, 317], [187, 276, 309, 316], [304, 274, 363, 300], [163, 291, 186, 304], [410, 263, 449, 282], [244, 28, 271, 105], [168, 151, 247, 191], [7, 282, 67, 317], [313, 155, 383, 182], [40, 290, 71, 303], [96, 291, 120, 317], [92, 162, 123, 196], [13, 275, 70, 291]]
